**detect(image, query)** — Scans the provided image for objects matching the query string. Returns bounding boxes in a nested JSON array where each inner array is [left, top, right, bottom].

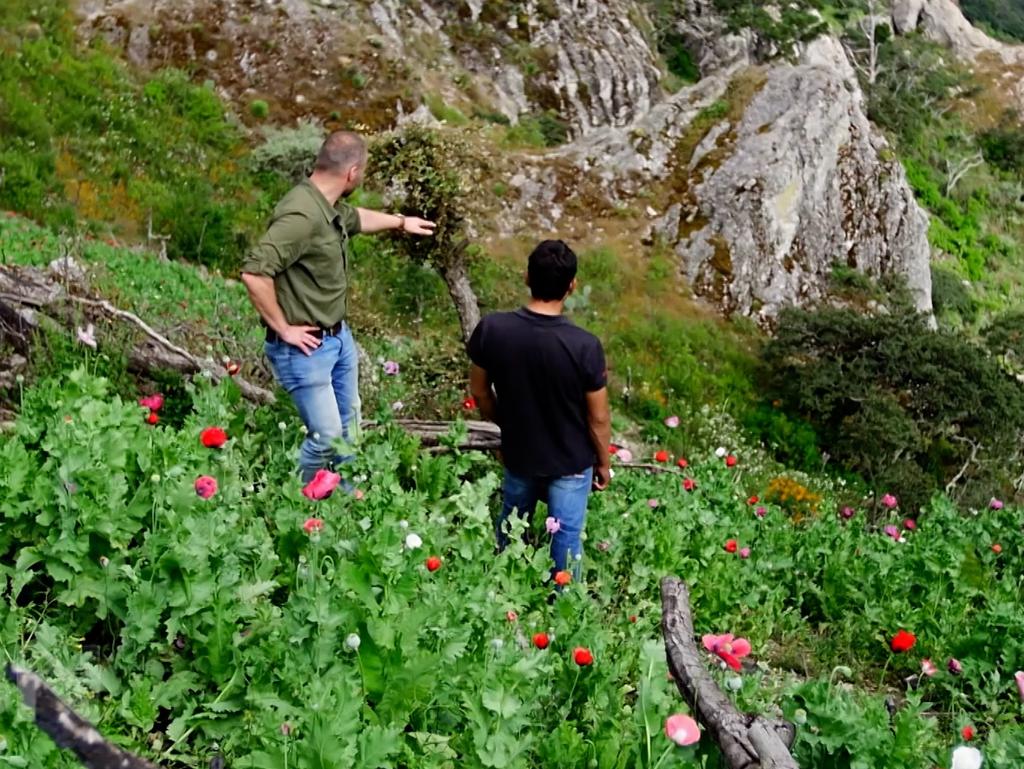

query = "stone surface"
[[893, 0, 1024, 62]]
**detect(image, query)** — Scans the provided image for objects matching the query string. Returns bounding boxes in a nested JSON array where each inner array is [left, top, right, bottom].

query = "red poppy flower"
[[725, 455, 738, 467], [683, 478, 696, 492], [677, 457, 689, 469], [961, 725, 975, 741], [425, 556, 442, 572], [146, 411, 159, 425], [225, 361, 241, 376], [462, 396, 477, 411], [890, 629, 916, 653], [554, 570, 571, 586], [573, 647, 594, 666], [533, 632, 549, 649], [302, 469, 341, 501], [748, 495, 759, 505], [654, 450, 670, 463], [724, 539, 738, 553], [200, 427, 228, 448], [992, 543, 1003, 554], [629, 615, 638, 623], [609, 444, 619, 455], [303, 517, 324, 534], [903, 518, 917, 531]]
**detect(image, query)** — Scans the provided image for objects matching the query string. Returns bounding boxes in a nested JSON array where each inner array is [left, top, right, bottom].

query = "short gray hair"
[[314, 131, 367, 174]]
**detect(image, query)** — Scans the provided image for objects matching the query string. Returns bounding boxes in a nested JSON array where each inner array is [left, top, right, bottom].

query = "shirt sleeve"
[[582, 337, 608, 392], [241, 209, 314, 277], [338, 202, 362, 235], [467, 318, 489, 370]]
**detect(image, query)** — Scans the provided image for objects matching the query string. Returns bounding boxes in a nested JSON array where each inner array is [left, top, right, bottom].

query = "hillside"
[[3, 0, 1024, 767]]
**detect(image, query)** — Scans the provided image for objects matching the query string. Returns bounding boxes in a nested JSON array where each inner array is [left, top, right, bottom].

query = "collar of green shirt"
[[300, 178, 347, 229]]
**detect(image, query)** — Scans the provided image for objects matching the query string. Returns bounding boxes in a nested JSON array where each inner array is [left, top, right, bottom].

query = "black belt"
[[266, 321, 343, 344]]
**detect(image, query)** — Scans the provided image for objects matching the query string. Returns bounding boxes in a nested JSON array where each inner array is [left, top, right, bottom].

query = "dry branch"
[[660, 577, 799, 769], [5, 664, 159, 769]]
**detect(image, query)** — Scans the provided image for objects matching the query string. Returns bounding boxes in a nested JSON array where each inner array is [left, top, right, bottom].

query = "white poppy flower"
[[345, 633, 361, 650], [951, 746, 983, 769], [715, 447, 727, 458], [405, 533, 422, 550]]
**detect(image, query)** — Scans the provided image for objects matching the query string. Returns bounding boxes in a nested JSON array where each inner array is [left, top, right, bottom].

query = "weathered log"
[[5, 664, 159, 769], [660, 577, 799, 769]]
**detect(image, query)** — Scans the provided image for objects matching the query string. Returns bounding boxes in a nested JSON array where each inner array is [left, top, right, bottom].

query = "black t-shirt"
[[467, 308, 607, 477]]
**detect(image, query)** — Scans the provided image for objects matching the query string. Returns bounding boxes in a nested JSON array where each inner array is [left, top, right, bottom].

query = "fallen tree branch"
[[5, 664, 159, 769], [660, 577, 799, 769], [0, 264, 275, 404]]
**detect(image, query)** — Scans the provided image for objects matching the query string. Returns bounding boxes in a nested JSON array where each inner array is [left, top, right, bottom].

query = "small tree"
[[368, 126, 481, 344]]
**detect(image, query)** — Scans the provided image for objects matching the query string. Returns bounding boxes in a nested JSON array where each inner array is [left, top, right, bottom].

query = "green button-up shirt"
[[241, 179, 361, 329]]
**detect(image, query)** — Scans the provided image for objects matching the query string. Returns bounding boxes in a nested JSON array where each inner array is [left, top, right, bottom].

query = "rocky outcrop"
[[892, 0, 1024, 62], [571, 37, 932, 323]]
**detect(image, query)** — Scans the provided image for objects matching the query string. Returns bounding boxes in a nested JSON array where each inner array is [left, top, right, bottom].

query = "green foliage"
[[712, 0, 829, 47], [979, 119, 1024, 174], [249, 99, 270, 119], [763, 307, 1024, 511], [249, 121, 325, 187], [931, 264, 978, 324], [961, 0, 1024, 41], [504, 110, 571, 148], [4, 371, 1024, 768], [425, 94, 469, 126], [368, 126, 478, 272], [0, 0, 269, 271]]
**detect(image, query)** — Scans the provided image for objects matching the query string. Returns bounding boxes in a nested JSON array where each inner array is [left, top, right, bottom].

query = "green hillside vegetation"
[[962, 0, 1024, 40]]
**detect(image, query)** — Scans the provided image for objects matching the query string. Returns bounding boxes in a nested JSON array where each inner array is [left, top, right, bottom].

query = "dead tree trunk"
[[439, 240, 481, 345], [6, 664, 159, 769], [660, 577, 800, 769]]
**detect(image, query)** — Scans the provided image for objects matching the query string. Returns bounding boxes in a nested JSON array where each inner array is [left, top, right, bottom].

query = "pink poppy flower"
[[948, 658, 963, 675], [302, 469, 342, 500], [739, 547, 751, 559], [383, 360, 400, 375], [664, 415, 680, 429], [194, 475, 218, 499], [506, 611, 518, 623], [616, 448, 634, 463], [664, 713, 701, 746], [701, 633, 751, 671], [903, 518, 917, 531], [545, 516, 561, 534], [883, 525, 901, 541], [303, 517, 324, 535], [139, 394, 164, 411], [881, 493, 898, 509], [596, 540, 611, 552], [990, 498, 1004, 510], [839, 506, 855, 520], [921, 659, 937, 677], [755, 506, 767, 518], [1014, 671, 1024, 702], [648, 499, 659, 509]]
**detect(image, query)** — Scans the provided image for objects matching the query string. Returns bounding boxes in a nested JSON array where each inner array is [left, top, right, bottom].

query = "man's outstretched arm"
[[586, 387, 612, 490], [469, 364, 498, 423], [356, 209, 437, 235]]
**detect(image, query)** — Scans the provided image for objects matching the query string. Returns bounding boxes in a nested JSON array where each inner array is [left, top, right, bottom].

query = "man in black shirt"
[[467, 240, 612, 580]]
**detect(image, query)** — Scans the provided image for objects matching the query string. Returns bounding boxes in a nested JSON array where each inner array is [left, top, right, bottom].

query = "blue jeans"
[[498, 467, 593, 579], [264, 323, 360, 482]]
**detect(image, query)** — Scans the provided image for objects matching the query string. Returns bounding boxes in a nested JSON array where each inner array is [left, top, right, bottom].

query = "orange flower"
[[554, 570, 571, 586]]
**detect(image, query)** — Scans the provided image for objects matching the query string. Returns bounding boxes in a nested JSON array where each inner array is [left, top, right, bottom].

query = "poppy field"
[[1, 370, 1023, 769]]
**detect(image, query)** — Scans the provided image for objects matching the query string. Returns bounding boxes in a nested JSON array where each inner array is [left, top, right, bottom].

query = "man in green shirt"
[[241, 131, 435, 482]]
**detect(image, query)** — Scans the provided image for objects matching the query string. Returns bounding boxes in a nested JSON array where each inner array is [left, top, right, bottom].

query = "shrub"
[[763, 307, 1024, 510], [249, 98, 270, 119], [250, 121, 324, 185], [930, 264, 977, 324]]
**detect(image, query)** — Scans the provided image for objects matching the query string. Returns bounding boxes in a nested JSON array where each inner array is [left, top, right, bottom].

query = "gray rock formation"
[[892, 0, 1024, 62], [567, 37, 932, 323]]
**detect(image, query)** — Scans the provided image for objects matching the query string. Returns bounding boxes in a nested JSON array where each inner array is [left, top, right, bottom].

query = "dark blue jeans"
[[264, 323, 360, 482], [499, 467, 593, 579]]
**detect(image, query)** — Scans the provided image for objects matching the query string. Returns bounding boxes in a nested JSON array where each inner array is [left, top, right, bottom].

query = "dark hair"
[[314, 131, 367, 174], [528, 240, 577, 301]]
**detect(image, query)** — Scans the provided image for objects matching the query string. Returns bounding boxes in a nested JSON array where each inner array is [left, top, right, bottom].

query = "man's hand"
[[402, 216, 437, 236], [279, 325, 322, 355], [593, 464, 612, 491]]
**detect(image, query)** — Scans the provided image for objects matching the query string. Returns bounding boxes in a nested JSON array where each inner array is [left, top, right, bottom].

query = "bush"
[[250, 121, 324, 185], [249, 98, 270, 119], [763, 307, 1024, 510], [930, 264, 977, 324]]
